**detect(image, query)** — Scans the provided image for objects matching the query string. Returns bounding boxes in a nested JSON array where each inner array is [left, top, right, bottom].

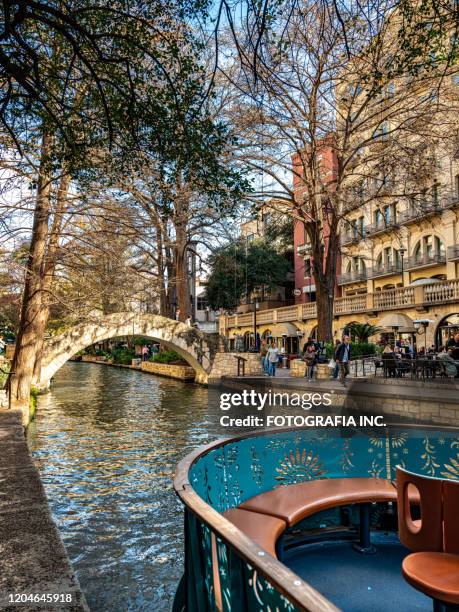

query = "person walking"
[[332, 339, 340, 379], [335, 336, 351, 386], [267, 343, 279, 377], [303, 344, 317, 381], [141, 345, 149, 362], [260, 341, 269, 375]]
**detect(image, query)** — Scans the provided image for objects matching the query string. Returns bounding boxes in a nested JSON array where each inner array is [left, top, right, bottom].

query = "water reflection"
[[27, 362, 227, 612]]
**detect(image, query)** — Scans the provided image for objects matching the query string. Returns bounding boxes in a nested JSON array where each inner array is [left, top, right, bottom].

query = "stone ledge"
[[0, 411, 88, 611], [141, 361, 196, 380]]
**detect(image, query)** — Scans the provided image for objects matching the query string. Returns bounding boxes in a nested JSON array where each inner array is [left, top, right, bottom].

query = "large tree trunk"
[[10, 130, 54, 422], [308, 212, 339, 342], [174, 225, 189, 321], [33, 171, 70, 383], [315, 280, 334, 341], [173, 185, 190, 322], [154, 221, 170, 317]]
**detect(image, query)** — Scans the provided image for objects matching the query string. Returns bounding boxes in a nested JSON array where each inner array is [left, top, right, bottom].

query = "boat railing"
[[173, 425, 459, 612]]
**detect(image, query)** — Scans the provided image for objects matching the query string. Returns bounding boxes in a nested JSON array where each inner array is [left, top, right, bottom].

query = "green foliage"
[[205, 238, 292, 311], [149, 350, 185, 364], [0, 363, 10, 390], [325, 341, 377, 359], [263, 216, 294, 255], [351, 343, 377, 359], [347, 323, 382, 343], [395, 0, 459, 77], [29, 387, 38, 420], [110, 347, 136, 365]]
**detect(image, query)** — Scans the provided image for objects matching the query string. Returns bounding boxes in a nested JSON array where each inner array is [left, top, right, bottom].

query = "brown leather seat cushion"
[[240, 477, 397, 526], [402, 552, 459, 605], [223, 508, 286, 557]]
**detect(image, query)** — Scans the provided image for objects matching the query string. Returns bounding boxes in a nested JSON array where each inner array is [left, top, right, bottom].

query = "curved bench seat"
[[239, 477, 397, 526], [223, 508, 286, 558]]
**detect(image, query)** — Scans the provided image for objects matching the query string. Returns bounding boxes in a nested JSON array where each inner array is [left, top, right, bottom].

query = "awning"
[[410, 278, 442, 286], [269, 322, 300, 337], [378, 313, 414, 331]]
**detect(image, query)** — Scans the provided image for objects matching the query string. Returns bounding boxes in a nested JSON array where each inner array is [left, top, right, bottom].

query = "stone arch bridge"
[[39, 313, 225, 386]]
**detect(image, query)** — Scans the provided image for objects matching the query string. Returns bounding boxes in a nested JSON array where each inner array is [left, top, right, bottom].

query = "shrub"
[[111, 347, 136, 365], [149, 350, 186, 364], [325, 341, 376, 360]]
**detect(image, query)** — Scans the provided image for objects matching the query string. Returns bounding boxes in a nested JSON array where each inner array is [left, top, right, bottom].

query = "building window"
[[413, 235, 445, 262], [304, 258, 312, 278], [197, 297, 208, 311]]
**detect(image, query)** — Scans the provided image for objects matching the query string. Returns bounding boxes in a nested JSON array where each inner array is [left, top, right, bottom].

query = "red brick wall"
[[292, 139, 341, 303]]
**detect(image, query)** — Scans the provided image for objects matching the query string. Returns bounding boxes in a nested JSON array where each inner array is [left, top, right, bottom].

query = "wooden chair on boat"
[[396, 467, 459, 612]]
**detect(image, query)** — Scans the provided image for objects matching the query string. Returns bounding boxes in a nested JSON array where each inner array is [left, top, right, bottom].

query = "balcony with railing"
[[398, 202, 441, 225], [222, 278, 459, 329], [365, 218, 399, 237], [340, 231, 361, 246], [337, 270, 367, 285], [398, 191, 459, 225], [447, 245, 459, 261], [372, 286, 415, 310], [368, 262, 402, 279], [334, 293, 367, 314], [405, 252, 446, 270]]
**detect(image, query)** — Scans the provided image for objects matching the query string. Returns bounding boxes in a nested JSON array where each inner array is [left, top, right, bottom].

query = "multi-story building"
[[220, 73, 459, 350]]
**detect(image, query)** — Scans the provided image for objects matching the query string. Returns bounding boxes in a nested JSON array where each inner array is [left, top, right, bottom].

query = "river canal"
[[26, 362, 228, 612]]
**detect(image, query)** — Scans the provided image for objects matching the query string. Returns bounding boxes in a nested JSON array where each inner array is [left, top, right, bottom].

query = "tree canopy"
[[205, 238, 292, 311]]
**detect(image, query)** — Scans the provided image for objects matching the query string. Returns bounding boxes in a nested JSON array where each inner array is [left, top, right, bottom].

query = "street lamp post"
[[399, 246, 407, 288], [253, 298, 259, 352]]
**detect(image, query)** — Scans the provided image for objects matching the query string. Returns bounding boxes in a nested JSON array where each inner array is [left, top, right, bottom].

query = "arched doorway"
[[435, 313, 459, 348]]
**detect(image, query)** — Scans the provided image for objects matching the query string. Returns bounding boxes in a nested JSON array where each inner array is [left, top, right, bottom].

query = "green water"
[[27, 362, 228, 612]]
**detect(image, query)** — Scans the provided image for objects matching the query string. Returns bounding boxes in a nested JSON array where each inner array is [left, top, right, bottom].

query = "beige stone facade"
[[220, 279, 459, 347], [222, 64, 459, 347]]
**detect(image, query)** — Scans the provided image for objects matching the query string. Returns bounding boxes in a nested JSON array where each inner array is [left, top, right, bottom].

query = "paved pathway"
[[0, 409, 88, 611]]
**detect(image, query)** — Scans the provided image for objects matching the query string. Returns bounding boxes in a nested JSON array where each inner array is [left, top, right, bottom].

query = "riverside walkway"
[[0, 409, 88, 611]]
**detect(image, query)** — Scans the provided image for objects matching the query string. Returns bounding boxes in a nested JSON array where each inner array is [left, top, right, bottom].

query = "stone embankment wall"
[[208, 353, 262, 380], [141, 361, 196, 380], [0, 410, 88, 610]]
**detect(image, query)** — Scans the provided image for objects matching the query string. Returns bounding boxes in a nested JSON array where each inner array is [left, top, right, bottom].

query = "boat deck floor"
[[283, 531, 431, 611]]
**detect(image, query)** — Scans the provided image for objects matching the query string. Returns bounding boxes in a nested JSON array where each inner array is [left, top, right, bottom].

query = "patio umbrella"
[[378, 313, 414, 330]]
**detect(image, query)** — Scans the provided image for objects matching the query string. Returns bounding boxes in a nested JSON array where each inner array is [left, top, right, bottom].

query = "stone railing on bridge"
[[222, 278, 459, 329]]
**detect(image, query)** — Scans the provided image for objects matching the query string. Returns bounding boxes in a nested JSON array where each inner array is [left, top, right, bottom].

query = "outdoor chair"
[[373, 358, 384, 377], [396, 467, 459, 612], [382, 353, 398, 378]]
